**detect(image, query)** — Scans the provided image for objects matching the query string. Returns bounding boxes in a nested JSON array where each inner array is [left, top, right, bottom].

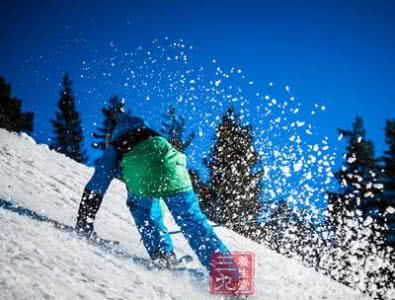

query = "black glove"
[[75, 189, 103, 236]]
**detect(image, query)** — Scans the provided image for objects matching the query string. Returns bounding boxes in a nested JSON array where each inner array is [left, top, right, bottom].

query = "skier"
[[75, 113, 232, 270]]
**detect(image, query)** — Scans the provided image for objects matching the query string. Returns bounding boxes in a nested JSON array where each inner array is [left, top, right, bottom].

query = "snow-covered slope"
[[0, 129, 370, 300]]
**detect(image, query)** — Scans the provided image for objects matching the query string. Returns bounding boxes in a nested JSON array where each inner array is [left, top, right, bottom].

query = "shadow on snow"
[[0, 198, 206, 282]]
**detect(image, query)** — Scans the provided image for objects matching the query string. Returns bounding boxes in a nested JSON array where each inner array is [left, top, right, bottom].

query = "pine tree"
[[92, 96, 126, 151], [160, 105, 206, 198], [160, 105, 195, 153], [381, 120, 395, 246], [324, 116, 392, 292], [0, 76, 34, 134], [328, 116, 383, 248], [205, 106, 264, 237], [259, 201, 323, 268], [50, 73, 87, 163], [330, 116, 381, 220], [261, 200, 295, 252], [189, 169, 210, 204]]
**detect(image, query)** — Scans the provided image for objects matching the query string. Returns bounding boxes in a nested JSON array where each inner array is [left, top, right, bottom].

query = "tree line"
[[1, 73, 394, 299]]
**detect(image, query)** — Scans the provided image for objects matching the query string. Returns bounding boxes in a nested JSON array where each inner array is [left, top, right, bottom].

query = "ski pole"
[[168, 224, 221, 235], [168, 218, 264, 235]]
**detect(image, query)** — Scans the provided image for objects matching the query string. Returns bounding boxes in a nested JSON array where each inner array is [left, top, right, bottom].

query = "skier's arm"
[[75, 145, 118, 234]]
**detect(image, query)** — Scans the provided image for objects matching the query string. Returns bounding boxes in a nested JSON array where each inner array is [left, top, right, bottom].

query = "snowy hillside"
[[0, 129, 370, 300]]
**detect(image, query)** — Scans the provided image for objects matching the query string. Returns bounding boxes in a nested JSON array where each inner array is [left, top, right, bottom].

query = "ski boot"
[[150, 251, 179, 270]]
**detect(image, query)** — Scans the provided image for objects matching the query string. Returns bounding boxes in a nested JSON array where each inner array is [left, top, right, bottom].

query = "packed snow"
[[0, 129, 370, 299]]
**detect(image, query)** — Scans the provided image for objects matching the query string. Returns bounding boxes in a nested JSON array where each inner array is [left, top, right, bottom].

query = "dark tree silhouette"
[[92, 96, 126, 152], [329, 116, 381, 224], [160, 105, 205, 198], [380, 120, 395, 246], [50, 73, 87, 163], [0, 76, 34, 134], [324, 116, 394, 297], [160, 105, 195, 153]]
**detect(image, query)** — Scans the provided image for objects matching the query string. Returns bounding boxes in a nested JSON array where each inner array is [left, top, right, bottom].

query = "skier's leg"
[[126, 194, 174, 259], [163, 191, 230, 270]]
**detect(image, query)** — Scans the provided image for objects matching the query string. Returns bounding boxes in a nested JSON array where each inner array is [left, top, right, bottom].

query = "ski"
[[53, 223, 120, 247], [0, 198, 196, 271], [148, 254, 194, 270]]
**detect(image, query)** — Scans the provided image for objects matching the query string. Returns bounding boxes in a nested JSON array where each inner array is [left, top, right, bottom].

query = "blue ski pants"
[[126, 191, 229, 270]]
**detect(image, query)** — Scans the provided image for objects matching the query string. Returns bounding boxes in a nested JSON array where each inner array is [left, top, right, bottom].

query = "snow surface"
[[0, 129, 371, 300]]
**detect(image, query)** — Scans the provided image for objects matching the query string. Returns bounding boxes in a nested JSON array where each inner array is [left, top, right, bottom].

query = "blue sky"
[[1, 0, 394, 209]]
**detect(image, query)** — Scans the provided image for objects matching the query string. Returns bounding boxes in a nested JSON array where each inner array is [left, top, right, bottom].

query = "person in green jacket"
[[76, 113, 231, 270]]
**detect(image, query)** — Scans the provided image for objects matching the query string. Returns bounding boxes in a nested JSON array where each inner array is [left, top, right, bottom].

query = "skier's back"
[[76, 113, 231, 270]]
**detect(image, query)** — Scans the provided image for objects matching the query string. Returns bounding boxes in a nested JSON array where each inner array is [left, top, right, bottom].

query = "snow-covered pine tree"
[[50, 73, 87, 163], [160, 105, 195, 153], [261, 200, 295, 252], [205, 106, 263, 238], [259, 200, 324, 269], [91, 96, 126, 152], [329, 116, 382, 224], [324, 116, 393, 296], [0, 76, 34, 134], [381, 120, 395, 246]]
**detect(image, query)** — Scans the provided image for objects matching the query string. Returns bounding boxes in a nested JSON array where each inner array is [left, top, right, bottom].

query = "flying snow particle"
[[304, 184, 314, 193], [347, 156, 357, 164], [280, 166, 291, 177], [373, 183, 384, 189], [386, 206, 395, 214], [215, 80, 221, 87], [287, 195, 295, 203], [293, 161, 303, 172]]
